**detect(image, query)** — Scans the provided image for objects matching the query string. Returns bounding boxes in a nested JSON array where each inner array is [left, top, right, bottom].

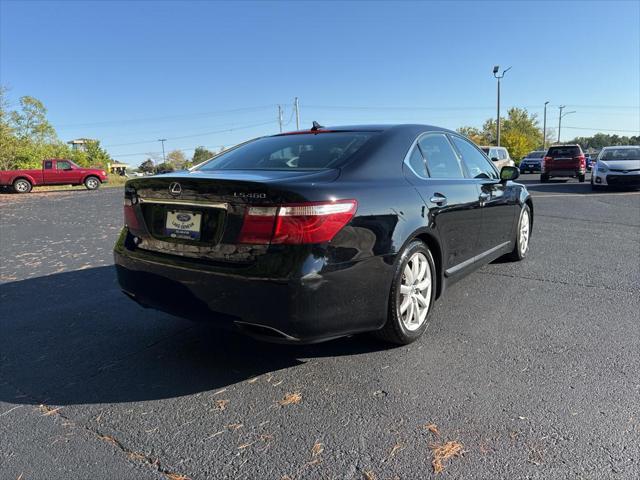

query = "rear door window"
[[449, 135, 498, 179], [197, 132, 378, 171], [417, 134, 464, 179]]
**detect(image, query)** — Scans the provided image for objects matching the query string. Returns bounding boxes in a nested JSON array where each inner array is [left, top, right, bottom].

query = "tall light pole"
[[158, 139, 167, 163], [493, 65, 511, 147], [277, 105, 283, 133], [557, 107, 576, 143], [542, 101, 549, 150], [294, 97, 300, 130]]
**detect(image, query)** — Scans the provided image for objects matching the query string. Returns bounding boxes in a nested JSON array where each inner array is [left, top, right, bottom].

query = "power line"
[[562, 126, 639, 134], [55, 105, 279, 129], [104, 120, 277, 147]]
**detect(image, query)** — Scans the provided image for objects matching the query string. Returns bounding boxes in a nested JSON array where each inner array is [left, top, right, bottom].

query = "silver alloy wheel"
[[399, 251, 432, 331], [519, 209, 530, 255], [86, 178, 99, 189], [15, 180, 30, 192]]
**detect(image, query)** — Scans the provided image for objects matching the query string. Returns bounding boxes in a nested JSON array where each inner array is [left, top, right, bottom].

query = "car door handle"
[[429, 193, 447, 206]]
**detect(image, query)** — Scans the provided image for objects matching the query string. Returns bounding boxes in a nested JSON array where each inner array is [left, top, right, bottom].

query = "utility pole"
[[278, 105, 283, 133], [158, 139, 167, 163], [492, 65, 511, 147], [557, 106, 565, 143], [557, 106, 576, 143], [294, 97, 300, 130], [542, 101, 549, 150]]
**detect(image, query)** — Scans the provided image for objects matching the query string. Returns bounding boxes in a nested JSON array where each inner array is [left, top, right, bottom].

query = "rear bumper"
[[544, 169, 584, 178], [520, 163, 541, 172], [114, 229, 392, 343]]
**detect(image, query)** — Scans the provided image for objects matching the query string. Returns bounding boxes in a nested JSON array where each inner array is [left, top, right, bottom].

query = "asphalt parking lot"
[[1, 175, 639, 480]]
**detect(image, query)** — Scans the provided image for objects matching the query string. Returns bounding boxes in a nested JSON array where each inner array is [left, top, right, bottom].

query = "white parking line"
[[534, 192, 640, 198]]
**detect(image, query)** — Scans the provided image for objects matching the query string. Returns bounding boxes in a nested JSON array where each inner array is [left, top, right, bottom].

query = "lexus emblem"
[[169, 182, 182, 196]]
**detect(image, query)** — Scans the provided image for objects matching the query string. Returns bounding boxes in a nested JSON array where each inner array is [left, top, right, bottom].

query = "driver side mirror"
[[491, 157, 499, 162], [500, 165, 519, 182]]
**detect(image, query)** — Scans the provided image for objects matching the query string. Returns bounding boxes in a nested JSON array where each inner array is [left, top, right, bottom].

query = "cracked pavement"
[[1, 176, 639, 479]]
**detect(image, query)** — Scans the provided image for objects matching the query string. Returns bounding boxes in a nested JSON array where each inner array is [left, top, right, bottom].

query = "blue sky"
[[1, 0, 639, 165]]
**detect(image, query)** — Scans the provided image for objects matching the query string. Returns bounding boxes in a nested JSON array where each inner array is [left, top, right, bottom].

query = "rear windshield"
[[601, 148, 640, 161], [197, 132, 378, 171], [547, 146, 581, 157], [525, 151, 545, 158]]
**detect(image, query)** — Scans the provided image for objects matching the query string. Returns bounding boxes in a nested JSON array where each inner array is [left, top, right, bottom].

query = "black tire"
[[506, 204, 532, 261], [373, 240, 437, 345], [13, 178, 32, 194], [84, 176, 101, 190], [578, 174, 585, 183], [540, 174, 549, 183]]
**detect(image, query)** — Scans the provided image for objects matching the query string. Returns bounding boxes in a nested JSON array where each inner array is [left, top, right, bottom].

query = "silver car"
[[480, 146, 516, 171], [591, 146, 640, 190]]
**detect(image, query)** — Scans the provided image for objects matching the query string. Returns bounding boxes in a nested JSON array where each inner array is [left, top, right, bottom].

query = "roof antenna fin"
[[311, 121, 324, 131]]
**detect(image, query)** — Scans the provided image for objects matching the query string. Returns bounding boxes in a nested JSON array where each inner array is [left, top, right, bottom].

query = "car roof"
[[274, 124, 456, 136], [479, 145, 505, 149], [601, 145, 640, 149]]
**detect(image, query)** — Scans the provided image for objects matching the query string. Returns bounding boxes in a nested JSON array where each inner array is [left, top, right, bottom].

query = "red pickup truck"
[[0, 159, 108, 193]]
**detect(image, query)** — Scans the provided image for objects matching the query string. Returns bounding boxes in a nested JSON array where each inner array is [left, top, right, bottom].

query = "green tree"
[[166, 149, 188, 169], [9, 96, 56, 142], [192, 146, 215, 165], [139, 159, 155, 173], [458, 108, 543, 162]]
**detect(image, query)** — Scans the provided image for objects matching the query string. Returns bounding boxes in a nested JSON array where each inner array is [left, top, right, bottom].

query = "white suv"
[[480, 146, 516, 171]]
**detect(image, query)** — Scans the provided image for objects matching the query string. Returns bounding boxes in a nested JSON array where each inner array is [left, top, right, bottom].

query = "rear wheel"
[[13, 178, 32, 193], [506, 204, 531, 261], [84, 176, 101, 190], [374, 240, 436, 345], [578, 174, 585, 183], [540, 174, 549, 183]]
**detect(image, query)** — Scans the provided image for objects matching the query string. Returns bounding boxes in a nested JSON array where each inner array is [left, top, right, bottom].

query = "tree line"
[[1, 87, 637, 172], [0, 87, 112, 171]]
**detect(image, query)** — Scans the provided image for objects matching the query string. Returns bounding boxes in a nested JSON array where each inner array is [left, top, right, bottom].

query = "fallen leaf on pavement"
[[430, 440, 464, 473], [278, 392, 302, 406]]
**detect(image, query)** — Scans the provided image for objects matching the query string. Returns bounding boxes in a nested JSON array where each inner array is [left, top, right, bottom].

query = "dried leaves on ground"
[[424, 423, 439, 435], [278, 392, 302, 406], [430, 440, 464, 473], [214, 399, 229, 411]]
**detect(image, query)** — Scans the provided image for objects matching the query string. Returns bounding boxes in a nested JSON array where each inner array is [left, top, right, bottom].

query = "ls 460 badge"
[[233, 192, 267, 199]]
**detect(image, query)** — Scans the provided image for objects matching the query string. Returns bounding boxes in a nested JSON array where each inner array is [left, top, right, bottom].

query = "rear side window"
[[406, 146, 429, 178], [418, 134, 464, 179], [548, 146, 580, 157], [197, 132, 378, 171], [44, 161, 53, 169]]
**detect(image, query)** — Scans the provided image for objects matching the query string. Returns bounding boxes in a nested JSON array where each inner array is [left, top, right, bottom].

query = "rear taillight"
[[123, 198, 141, 229], [238, 200, 357, 245], [575, 155, 586, 167]]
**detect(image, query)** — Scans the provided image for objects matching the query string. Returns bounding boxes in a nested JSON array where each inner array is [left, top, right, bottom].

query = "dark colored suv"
[[541, 145, 586, 182]]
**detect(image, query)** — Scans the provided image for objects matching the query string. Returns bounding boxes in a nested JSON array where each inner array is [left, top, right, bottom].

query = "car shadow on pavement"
[[0, 266, 386, 406]]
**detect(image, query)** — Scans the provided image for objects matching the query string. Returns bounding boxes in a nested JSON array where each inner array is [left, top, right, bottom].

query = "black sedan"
[[114, 124, 533, 345]]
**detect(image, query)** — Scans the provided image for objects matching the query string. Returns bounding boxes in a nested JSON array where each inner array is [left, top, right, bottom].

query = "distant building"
[[67, 138, 96, 152], [108, 161, 129, 176]]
